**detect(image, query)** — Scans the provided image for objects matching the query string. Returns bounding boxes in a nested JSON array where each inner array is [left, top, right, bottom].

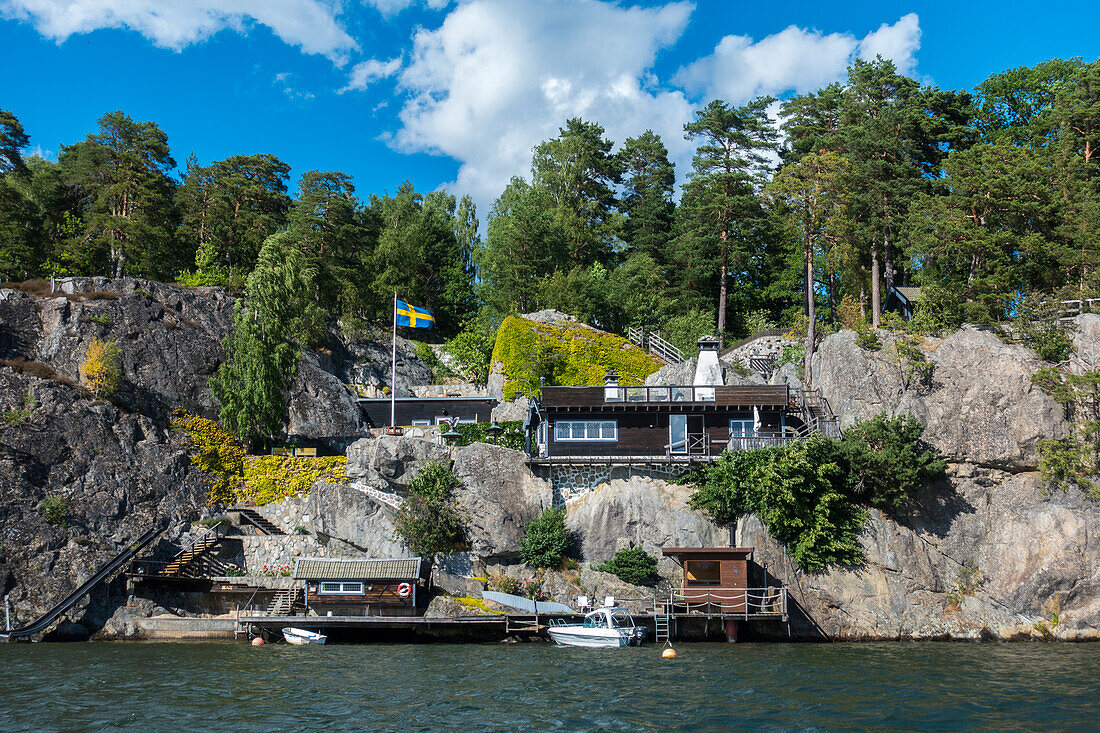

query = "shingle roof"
[[293, 557, 422, 580], [895, 286, 922, 302]]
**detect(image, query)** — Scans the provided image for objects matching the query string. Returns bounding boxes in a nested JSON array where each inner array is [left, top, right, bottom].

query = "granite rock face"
[[344, 433, 451, 495], [287, 352, 368, 440], [738, 465, 1100, 640], [812, 327, 1070, 471], [0, 370, 209, 631], [305, 481, 405, 558], [452, 442, 550, 559], [565, 477, 725, 565]]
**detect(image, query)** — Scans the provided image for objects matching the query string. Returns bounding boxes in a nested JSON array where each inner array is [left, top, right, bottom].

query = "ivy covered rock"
[[489, 313, 660, 400]]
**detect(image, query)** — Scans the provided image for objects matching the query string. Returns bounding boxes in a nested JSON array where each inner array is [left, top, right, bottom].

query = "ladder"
[[654, 599, 671, 644]]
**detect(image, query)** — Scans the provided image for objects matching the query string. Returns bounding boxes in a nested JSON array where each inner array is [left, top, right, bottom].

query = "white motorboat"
[[282, 627, 327, 645], [547, 607, 646, 648]]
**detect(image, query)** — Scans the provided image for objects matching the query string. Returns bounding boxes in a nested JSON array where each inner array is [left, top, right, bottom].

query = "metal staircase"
[[235, 508, 284, 535], [265, 588, 303, 617], [792, 388, 840, 438]]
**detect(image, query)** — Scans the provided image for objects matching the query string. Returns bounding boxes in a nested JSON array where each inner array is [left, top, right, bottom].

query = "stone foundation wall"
[[539, 463, 688, 504]]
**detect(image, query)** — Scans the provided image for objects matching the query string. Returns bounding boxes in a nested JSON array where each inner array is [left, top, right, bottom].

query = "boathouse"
[[294, 557, 427, 617], [661, 547, 754, 613]]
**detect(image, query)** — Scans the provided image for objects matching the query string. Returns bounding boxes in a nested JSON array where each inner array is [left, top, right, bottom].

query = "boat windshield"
[[610, 611, 634, 628], [582, 613, 608, 628]]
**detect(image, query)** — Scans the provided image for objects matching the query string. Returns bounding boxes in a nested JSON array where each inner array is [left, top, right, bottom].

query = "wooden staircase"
[[159, 529, 222, 578], [265, 588, 304, 616], [235, 508, 284, 535]]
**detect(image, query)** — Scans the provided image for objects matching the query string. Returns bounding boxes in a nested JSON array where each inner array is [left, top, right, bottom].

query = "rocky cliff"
[[0, 278, 429, 632]]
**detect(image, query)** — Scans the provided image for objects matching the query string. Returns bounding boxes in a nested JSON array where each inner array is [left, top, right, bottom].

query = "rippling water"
[[1, 641, 1097, 732]]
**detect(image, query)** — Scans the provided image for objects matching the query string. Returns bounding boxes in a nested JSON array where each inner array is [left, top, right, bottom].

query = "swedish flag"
[[396, 299, 435, 329]]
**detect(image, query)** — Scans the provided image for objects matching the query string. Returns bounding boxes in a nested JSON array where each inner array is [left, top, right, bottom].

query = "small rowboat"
[[282, 627, 327, 645]]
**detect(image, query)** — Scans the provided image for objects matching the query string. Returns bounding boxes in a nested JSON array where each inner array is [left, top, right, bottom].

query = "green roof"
[[293, 557, 422, 580], [895, 286, 922, 302]]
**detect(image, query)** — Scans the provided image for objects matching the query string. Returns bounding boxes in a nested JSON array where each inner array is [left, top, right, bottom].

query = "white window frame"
[[729, 419, 756, 437], [318, 581, 364, 595], [410, 419, 430, 427], [554, 419, 618, 442]]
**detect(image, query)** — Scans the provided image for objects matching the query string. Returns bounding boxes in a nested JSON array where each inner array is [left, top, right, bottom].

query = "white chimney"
[[603, 368, 621, 402], [693, 336, 721, 400]]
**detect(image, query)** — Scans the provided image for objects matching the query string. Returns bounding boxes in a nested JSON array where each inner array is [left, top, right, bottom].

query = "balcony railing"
[[604, 385, 716, 403], [668, 586, 788, 618]]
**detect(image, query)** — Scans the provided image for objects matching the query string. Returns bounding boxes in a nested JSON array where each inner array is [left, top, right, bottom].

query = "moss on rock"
[[490, 315, 660, 400]]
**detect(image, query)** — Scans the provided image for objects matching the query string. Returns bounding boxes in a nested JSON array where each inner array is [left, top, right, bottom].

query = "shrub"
[[838, 413, 946, 511], [453, 421, 525, 451], [82, 338, 122, 398], [171, 410, 247, 504], [688, 438, 866, 573], [743, 309, 777, 335], [84, 313, 111, 326], [414, 341, 458, 382], [39, 495, 67, 526], [194, 515, 230, 528], [0, 358, 77, 386], [443, 314, 498, 383], [491, 576, 520, 594], [596, 547, 659, 585], [393, 460, 468, 556], [775, 342, 805, 374], [660, 309, 716, 357], [519, 506, 571, 568]]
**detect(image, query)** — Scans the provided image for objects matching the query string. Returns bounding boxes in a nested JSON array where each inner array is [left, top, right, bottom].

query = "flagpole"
[[391, 291, 397, 428]]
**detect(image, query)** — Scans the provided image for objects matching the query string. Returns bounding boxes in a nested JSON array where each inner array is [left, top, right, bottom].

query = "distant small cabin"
[[357, 397, 498, 429], [883, 285, 922, 321], [294, 557, 427, 617], [662, 547, 753, 613]]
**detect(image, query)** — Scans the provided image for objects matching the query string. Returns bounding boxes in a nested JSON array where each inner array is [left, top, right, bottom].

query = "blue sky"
[[1, 1, 1098, 217]]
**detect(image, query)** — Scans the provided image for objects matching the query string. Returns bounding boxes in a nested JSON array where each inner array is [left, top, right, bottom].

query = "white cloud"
[[392, 0, 695, 208], [674, 14, 922, 104], [275, 71, 316, 101], [859, 13, 921, 75], [339, 55, 403, 93], [0, 0, 358, 63], [363, 0, 451, 17]]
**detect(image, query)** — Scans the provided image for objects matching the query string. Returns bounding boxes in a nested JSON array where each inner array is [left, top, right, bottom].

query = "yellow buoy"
[[251, 637, 265, 646], [661, 647, 677, 659]]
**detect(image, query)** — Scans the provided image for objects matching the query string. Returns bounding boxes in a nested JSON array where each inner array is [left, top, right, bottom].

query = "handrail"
[[1, 522, 165, 640], [668, 586, 788, 619]]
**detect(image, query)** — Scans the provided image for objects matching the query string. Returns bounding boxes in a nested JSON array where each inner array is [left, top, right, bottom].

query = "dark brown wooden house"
[[526, 380, 796, 463], [357, 397, 498, 429], [294, 557, 427, 617]]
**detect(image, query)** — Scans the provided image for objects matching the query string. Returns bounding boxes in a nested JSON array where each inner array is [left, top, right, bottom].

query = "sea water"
[[1, 641, 1096, 731]]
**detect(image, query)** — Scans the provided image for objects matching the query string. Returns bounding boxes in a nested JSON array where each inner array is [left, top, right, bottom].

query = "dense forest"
[[1, 56, 1098, 362]]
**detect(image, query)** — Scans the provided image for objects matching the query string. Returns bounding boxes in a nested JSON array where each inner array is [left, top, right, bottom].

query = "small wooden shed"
[[294, 557, 427, 617], [661, 547, 754, 613]]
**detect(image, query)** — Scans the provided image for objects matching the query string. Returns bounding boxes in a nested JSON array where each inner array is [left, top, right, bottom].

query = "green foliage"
[[838, 413, 946, 510], [194, 515, 230, 528], [443, 314, 498, 383], [855, 325, 882, 351], [519, 507, 571, 569], [490, 315, 659, 400], [596, 547, 659, 585], [908, 284, 963, 335], [659, 309, 716, 357], [84, 313, 111, 326], [688, 437, 866, 572], [170, 410, 246, 504], [744, 310, 777, 335], [414, 342, 457, 382], [945, 561, 983, 608], [1037, 436, 1100, 500], [393, 460, 468, 556], [453, 421, 525, 451], [240, 455, 347, 506], [38, 495, 67, 526], [490, 575, 521, 595], [2, 390, 35, 426], [1016, 298, 1075, 363], [775, 342, 806, 374]]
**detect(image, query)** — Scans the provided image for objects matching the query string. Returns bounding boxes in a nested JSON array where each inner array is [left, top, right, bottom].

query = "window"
[[411, 420, 430, 426], [729, 419, 755, 437], [318, 581, 364, 595], [554, 420, 617, 441], [685, 561, 721, 586]]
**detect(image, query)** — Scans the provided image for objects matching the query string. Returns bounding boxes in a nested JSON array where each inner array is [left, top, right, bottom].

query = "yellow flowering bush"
[[171, 409, 347, 506], [82, 338, 122, 398]]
